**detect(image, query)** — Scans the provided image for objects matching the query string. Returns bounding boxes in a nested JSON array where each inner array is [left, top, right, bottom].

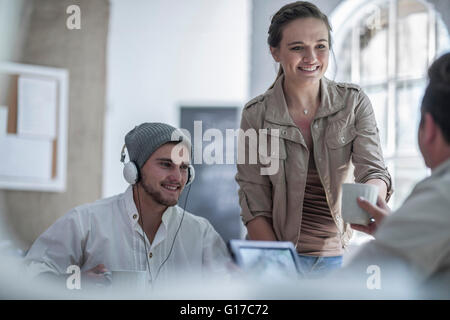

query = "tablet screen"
[[238, 247, 299, 278]]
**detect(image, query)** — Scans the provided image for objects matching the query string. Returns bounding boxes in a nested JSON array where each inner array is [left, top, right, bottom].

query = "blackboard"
[[179, 107, 242, 243]]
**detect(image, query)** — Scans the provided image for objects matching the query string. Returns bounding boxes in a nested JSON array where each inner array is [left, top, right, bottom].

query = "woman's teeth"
[[299, 66, 319, 71]]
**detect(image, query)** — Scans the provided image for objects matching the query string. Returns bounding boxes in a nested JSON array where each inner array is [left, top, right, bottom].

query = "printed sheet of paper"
[[17, 75, 57, 139]]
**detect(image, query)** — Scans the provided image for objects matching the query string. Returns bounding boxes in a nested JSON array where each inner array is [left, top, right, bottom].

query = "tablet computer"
[[228, 240, 301, 278]]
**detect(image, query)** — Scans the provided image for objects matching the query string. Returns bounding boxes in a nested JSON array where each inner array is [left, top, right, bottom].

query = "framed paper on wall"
[[0, 62, 68, 192]]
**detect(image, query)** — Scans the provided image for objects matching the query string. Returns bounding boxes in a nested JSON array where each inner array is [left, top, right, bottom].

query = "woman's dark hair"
[[267, 1, 333, 88], [421, 52, 450, 144]]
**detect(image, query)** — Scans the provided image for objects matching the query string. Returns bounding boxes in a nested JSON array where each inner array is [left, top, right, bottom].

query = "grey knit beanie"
[[125, 122, 190, 169]]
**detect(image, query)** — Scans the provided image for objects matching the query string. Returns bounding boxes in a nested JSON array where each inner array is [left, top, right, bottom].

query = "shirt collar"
[[123, 186, 180, 247], [123, 185, 179, 233], [152, 206, 178, 248], [264, 75, 345, 126], [430, 157, 450, 177], [123, 185, 139, 226], [161, 205, 177, 226]]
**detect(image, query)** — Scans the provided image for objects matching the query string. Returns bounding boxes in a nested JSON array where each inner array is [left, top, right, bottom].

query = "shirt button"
[[282, 130, 287, 135], [133, 214, 138, 220], [148, 252, 153, 258], [340, 137, 345, 143]]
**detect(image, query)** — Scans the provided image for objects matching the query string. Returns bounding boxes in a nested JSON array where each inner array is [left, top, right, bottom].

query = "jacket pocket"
[[326, 125, 356, 149]]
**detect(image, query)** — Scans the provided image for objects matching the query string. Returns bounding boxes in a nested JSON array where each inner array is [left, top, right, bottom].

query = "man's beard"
[[140, 178, 178, 207]]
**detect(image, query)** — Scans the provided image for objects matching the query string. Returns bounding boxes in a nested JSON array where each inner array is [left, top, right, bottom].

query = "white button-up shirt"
[[24, 186, 231, 286]]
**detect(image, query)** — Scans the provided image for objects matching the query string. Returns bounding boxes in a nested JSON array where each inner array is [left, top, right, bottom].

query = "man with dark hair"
[[346, 53, 450, 294], [24, 123, 230, 289]]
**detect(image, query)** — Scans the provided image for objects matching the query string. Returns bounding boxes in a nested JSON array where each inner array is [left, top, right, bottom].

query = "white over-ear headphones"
[[120, 144, 195, 186]]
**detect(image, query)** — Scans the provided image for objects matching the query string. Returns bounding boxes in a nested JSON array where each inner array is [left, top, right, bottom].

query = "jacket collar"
[[264, 74, 346, 126]]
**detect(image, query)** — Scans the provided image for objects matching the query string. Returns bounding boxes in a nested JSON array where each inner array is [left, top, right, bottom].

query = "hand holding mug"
[[350, 195, 391, 236]]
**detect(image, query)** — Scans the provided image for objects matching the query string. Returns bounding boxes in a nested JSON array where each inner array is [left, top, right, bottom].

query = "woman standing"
[[236, 1, 393, 278]]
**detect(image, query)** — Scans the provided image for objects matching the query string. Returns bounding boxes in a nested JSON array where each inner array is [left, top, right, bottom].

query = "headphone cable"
[[154, 183, 191, 281], [136, 185, 153, 284]]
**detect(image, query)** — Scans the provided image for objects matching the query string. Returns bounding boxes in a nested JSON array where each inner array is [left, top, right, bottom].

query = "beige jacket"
[[236, 75, 393, 248]]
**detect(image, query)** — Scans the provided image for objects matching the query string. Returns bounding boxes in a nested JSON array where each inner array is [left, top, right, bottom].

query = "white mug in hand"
[[341, 183, 379, 226]]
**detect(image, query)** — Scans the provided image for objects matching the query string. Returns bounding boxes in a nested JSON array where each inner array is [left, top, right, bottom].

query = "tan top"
[[293, 108, 343, 256], [297, 152, 344, 256], [236, 75, 393, 251]]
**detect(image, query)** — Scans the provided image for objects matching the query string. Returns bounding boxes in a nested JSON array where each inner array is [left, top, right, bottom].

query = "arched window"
[[330, 0, 450, 210]]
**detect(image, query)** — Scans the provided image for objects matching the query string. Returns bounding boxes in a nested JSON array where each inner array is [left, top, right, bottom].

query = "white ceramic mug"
[[341, 183, 379, 226]]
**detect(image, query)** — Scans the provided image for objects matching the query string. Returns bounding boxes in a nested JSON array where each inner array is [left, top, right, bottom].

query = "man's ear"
[[423, 112, 438, 144], [270, 46, 280, 62]]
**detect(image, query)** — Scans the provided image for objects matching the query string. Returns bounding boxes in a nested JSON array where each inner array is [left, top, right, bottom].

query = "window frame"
[[330, 0, 443, 210], [351, 0, 436, 159]]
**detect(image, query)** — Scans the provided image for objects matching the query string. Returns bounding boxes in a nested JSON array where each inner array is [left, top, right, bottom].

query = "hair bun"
[[429, 53, 450, 86]]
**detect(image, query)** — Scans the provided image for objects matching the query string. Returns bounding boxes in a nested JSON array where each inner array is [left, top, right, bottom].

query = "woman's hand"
[[365, 179, 388, 201], [246, 216, 277, 241]]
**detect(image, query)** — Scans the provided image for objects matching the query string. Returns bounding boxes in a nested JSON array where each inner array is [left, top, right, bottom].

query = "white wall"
[[0, 0, 26, 62], [103, 0, 251, 197], [0, 0, 26, 244]]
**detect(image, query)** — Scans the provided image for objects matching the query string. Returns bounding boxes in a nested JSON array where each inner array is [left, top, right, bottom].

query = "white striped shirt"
[[24, 186, 231, 287]]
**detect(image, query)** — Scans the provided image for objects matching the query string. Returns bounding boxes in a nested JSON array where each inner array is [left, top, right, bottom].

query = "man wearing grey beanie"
[[24, 122, 231, 291]]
